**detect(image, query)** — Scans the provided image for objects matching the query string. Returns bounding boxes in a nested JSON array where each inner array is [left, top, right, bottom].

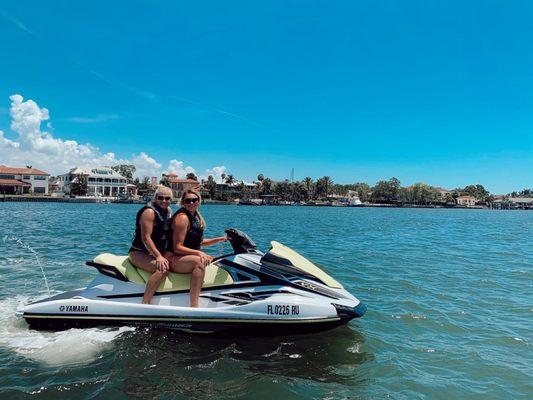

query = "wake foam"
[[0, 296, 135, 366]]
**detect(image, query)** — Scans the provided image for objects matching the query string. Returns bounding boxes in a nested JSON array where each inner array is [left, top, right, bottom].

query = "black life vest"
[[130, 203, 172, 254], [170, 207, 204, 250]]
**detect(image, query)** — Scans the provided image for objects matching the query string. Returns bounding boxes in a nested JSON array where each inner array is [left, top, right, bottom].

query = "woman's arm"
[[140, 209, 169, 271], [201, 236, 227, 247]]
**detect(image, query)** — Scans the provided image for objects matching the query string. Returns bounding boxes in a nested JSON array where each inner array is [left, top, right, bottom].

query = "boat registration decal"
[[59, 305, 89, 313], [267, 305, 299, 315]]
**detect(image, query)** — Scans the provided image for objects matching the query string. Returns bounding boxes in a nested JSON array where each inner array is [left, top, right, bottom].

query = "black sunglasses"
[[157, 196, 171, 201], [183, 197, 199, 204]]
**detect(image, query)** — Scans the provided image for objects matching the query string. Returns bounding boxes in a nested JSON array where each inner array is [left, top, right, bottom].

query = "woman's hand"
[[218, 235, 228, 243], [198, 251, 214, 266], [155, 255, 169, 272]]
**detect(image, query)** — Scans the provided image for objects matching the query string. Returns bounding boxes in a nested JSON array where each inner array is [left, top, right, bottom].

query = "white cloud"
[[0, 94, 232, 182], [0, 94, 161, 176], [166, 159, 196, 178], [168, 162, 232, 183], [132, 152, 162, 178], [0, 130, 19, 148], [8, 95, 102, 159], [200, 166, 227, 183]]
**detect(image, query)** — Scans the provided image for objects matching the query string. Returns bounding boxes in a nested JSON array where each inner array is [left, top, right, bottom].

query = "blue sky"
[[0, 1, 532, 193]]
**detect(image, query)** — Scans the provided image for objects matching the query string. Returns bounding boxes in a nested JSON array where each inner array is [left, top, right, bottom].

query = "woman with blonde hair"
[[129, 185, 173, 304], [168, 189, 227, 307]]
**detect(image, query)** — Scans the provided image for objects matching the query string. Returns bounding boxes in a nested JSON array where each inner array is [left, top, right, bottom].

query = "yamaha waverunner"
[[19, 229, 366, 334]]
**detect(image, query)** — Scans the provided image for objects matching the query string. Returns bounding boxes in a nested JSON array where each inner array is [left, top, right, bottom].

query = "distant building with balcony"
[[58, 167, 129, 197], [456, 195, 476, 207], [214, 182, 258, 200], [162, 173, 200, 198], [0, 165, 50, 194]]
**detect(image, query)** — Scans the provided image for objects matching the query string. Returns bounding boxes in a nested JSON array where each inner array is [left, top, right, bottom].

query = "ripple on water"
[[0, 203, 532, 399]]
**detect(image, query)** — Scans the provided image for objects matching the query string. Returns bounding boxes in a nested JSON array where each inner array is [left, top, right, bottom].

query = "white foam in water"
[[347, 343, 360, 354], [0, 296, 135, 366]]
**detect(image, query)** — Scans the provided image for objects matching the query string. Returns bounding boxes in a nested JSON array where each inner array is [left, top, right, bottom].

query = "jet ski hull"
[[23, 313, 351, 335], [21, 281, 365, 335], [19, 230, 366, 335]]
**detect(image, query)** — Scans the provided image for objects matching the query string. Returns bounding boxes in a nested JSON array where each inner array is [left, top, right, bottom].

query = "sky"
[[0, 0, 532, 192]]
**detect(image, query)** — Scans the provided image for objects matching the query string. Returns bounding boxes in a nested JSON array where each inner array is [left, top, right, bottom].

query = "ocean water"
[[0, 202, 531, 399]]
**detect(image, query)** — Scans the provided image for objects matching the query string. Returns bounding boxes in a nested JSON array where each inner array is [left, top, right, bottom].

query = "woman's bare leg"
[[129, 251, 169, 304], [168, 255, 206, 307]]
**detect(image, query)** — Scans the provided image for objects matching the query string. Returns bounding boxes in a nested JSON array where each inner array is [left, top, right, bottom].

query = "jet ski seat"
[[90, 253, 234, 292]]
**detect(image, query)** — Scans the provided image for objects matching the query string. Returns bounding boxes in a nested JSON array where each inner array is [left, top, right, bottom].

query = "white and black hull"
[[22, 280, 366, 334], [20, 230, 366, 335]]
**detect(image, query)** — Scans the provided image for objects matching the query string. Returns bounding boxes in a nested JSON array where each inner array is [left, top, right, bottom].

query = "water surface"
[[0, 203, 531, 399]]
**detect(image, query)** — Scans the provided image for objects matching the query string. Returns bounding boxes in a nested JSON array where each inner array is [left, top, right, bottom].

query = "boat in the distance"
[[18, 229, 366, 335]]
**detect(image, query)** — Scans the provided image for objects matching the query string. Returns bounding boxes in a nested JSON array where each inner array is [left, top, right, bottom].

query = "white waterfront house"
[[0, 165, 50, 194], [58, 167, 129, 197], [456, 195, 477, 207]]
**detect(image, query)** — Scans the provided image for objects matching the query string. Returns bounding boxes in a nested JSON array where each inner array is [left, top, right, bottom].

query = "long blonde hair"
[[180, 189, 205, 230]]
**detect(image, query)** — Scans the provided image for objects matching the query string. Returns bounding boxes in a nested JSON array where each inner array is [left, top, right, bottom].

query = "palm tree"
[[237, 181, 247, 199], [186, 172, 198, 181], [262, 178, 273, 194], [323, 176, 332, 197], [257, 174, 264, 182], [294, 182, 307, 201], [303, 177, 313, 199], [225, 174, 235, 185], [205, 175, 216, 199]]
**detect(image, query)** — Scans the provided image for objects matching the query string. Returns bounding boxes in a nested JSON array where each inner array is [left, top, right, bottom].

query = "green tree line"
[[102, 164, 533, 204]]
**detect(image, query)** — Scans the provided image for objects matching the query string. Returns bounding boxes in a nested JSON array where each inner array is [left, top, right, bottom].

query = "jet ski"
[[19, 229, 366, 334]]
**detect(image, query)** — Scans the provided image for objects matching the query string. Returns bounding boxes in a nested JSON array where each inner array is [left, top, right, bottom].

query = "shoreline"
[[1, 194, 530, 210]]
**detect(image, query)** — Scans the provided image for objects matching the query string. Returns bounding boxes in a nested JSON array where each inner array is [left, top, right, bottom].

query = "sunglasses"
[[183, 197, 199, 204], [157, 196, 171, 201]]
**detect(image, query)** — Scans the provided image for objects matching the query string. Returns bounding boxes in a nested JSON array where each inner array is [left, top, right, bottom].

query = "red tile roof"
[[0, 165, 49, 176], [0, 179, 32, 186]]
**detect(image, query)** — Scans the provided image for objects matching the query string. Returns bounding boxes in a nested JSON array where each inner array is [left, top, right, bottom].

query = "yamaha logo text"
[[59, 305, 89, 312]]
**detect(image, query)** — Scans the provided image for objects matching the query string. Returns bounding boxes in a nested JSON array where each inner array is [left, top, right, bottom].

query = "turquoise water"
[[0, 203, 531, 399]]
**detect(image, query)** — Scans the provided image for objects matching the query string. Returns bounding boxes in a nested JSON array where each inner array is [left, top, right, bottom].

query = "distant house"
[[215, 183, 238, 198], [0, 165, 50, 195], [57, 166, 129, 197], [491, 196, 533, 210], [162, 173, 199, 198], [509, 197, 533, 209], [456, 195, 476, 207], [213, 182, 257, 200], [436, 187, 452, 201]]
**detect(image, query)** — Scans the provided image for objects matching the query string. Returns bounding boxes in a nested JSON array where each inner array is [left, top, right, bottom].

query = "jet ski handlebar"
[[225, 228, 258, 254]]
